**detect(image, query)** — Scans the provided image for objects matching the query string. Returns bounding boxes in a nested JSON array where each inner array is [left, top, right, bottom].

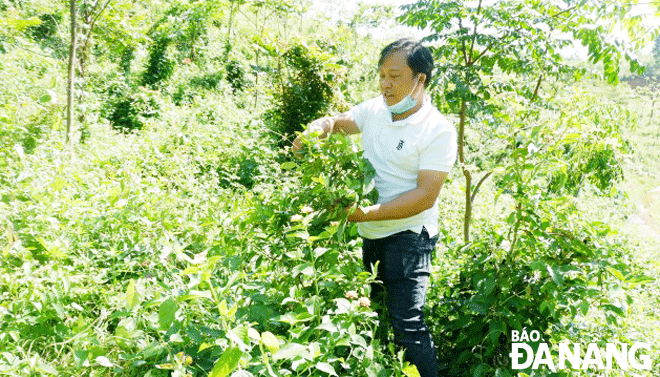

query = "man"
[[292, 39, 457, 377]]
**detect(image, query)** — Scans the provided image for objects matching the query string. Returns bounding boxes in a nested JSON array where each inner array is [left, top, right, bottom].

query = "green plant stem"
[[470, 171, 492, 204], [458, 99, 472, 242], [508, 202, 523, 260], [208, 280, 224, 320], [310, 242, 320, 298], [47, 310, 109, 348], [66, 0, 77, 148]]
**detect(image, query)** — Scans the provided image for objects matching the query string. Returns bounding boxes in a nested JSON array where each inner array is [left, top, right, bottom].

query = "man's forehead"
[[380, 64, 410, 74], [380, 50, 409, 69]]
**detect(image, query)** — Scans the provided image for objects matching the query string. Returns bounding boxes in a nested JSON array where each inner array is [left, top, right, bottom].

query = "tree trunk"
[[224, 0, 237, 60], [458, 100, 471, 242], [650, 94, 656, 121], [254, 49, 259, 107], [66, 0, 77, 146]]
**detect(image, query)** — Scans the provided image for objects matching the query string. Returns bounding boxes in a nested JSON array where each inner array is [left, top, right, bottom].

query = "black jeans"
[[362, 227, 438, 377]]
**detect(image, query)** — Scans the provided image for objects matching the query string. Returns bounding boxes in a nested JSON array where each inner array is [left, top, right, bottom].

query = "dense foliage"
[[268, 42, 339, 143]]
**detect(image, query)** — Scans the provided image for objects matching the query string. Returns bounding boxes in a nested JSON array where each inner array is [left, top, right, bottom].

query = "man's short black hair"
[[378, 39, 434, 88]]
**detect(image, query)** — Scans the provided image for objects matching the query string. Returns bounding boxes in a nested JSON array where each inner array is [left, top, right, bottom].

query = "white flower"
[[301, 206, 314, 214], [345, 290, 359, 300]]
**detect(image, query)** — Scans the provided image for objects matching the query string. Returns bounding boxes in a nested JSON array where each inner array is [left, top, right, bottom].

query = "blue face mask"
[[384, 75, 422, 115]]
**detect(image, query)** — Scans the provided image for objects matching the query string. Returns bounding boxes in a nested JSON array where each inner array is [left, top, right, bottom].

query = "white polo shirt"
[[348, 95, 457, 240]]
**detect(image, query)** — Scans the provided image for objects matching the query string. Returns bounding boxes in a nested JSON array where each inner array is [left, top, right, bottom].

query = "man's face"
[[379, 49, 419, 106]]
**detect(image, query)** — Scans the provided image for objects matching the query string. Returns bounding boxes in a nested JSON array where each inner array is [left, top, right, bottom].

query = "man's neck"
[[391, 95, 424, 122]]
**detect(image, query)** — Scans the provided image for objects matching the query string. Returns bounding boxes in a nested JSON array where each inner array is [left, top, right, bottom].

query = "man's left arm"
[[347, 170, 448, 222]]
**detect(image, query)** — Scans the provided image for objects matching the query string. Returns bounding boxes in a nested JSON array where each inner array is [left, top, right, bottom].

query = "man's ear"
[[418, 73, 427, 86]]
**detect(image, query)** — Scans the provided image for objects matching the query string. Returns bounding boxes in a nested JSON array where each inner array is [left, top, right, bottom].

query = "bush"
[[225, 59, 247, 93], [119, 44, 135, 78], [425, 92, 645, 376], [268, 43, 335, 143], [27, 12, 67, 58], [141, 37, 176, 88], [190, 70, 224, 90], [106, 88, 160, 132], [429, 213, 636, 376]]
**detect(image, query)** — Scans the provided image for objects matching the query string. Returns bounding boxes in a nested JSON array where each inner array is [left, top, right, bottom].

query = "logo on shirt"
[[396, 140, 404, 150]]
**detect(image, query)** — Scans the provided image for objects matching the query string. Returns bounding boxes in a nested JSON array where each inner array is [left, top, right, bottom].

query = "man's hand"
[[291, 114, 360, 157], [292, 117, 334, 157], [308, 117, 334, 137]]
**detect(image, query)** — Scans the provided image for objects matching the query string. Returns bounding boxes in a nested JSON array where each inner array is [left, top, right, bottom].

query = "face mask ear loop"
[[409, 74, 423, 99]]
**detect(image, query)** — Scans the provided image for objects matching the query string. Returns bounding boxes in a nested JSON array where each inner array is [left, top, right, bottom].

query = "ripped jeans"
[[362, 227, 438, 377]]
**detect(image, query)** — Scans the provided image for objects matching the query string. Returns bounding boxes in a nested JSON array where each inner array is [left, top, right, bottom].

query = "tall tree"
[[78, 0, 112, 78], [400, 0, 652, 242]]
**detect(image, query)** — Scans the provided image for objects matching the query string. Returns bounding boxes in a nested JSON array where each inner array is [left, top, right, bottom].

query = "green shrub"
[[268, 43, 334, 143], [190, 70, 223, 90], [429, 214, 636, 376], [27, 12, 66, 58], [141, 37, 176, 88], [119, 44, 135, 78], [172, 84, 195, 106], [425, 92, 645, 376], [225, 59, 247, 93], [106, 89, 160, 132]]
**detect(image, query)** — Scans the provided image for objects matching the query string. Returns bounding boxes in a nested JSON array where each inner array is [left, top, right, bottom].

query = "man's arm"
[[347, 170, 448, 222], [292, 113, 360, 155]]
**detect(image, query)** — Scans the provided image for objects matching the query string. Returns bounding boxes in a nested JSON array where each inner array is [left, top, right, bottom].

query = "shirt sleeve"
[[419, 124, 458, 172], [347, 98, 373, 132]]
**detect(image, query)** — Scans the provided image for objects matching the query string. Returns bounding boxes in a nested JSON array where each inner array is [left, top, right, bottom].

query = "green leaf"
[[495, 368, 513, 377], [210, 347, 243, 377], [178, 290, 213, 301], [261, 331, 280, 354], [292, 262, 314, 277], [74, 350, 89, 368], [158, 298, 178, 330], [316, 362, 337, 376], [288, 231, 309, 241], [602, 303, 625, 317], [272, 343, 308, 361], [36, 361, 59, 375], [625, 274, 655, 285], [473, 363, 487, 377], [481, 276, 496, 295], [125, 279, 140, 310], [467, 300, 487, 315], [546, 264, 564, 286], [226, 326, 249, 350], [313, 247, 329, 258], [248, 328, 260, 341], [578, 299, 590, 315], [281, 161, 297, 170], [488, 320, 505, 343], [231, 371, 255, 377], [95, 356, 114, 367], [219, 300, 231, 318], [156, 363, 174, 370], [402, 364, 420, 377], [606, 266, 625, 281]]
